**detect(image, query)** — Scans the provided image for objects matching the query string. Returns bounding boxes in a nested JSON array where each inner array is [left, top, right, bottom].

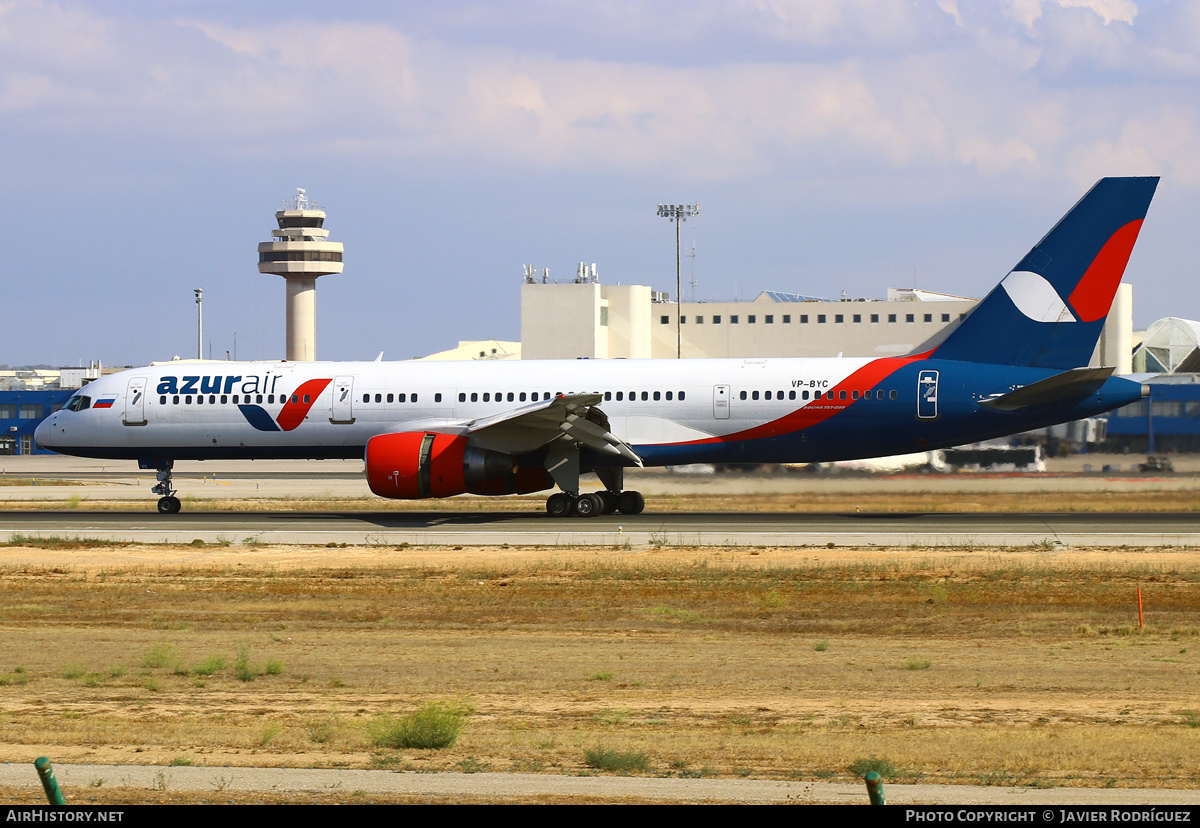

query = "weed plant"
[[369, 702, 470, 750], [583, 746, 651, 773]]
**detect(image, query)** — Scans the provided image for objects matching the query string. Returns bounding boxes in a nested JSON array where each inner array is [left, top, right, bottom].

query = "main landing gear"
[[150, 460, 181, 514], [545, 490, 645, 518]]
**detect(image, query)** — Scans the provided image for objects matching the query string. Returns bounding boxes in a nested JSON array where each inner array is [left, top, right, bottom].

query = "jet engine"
[[364, 432, 553, 499]]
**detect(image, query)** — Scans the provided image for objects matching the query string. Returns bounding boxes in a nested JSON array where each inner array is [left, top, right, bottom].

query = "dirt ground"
[[2, 538, 1199, 805]]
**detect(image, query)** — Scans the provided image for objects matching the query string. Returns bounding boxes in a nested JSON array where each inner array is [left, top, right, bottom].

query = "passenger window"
[[256, 395, 263, 404], [814, 391, 822, 400], [411, 394, 418, 403], [160, 396, 167, 405], [459, 393, 466, 402], [666, 391, 673, 401], [233, 395, 239, 404], [641, 391, 648, 401], [364, 394, 371, 403], [434, 393, 441, 403], [520, 392, 527, 402], [186, 396, 193, 404], [386, 394, 393, 403], [616, 392, 623, 401], [483, 393, 490, 402], [398, 393, 406, 403], [302, 395, 310, 404], [508, 392, 515, 402], [375, 394, 382, 403], [890, 390, 897, 400], [653, 391, 660, 401], [839, 391, 847, 400], [173, 396, 180, 405], [765, 391, 772, 400], [740, 391, 747, 400], [679, 391, 685, 400], [471, 393, 478, 402], [876, 390, 884, 400], [604, 392, 611, 401], [210, 395, 217, 404], [789, 390, 795, 400], [851, 391, 859, 400]]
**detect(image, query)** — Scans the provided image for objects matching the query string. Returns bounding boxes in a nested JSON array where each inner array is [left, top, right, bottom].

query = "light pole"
[[194, 288, 203, 360], [657, 203, 699, 358]]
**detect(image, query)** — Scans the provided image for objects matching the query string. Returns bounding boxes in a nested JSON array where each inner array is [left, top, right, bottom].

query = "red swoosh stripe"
[[669, 351, 931, 446], [276, 378, 332, 431]]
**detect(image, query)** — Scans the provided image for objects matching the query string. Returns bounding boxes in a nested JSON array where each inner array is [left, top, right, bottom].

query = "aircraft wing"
[[463, 393, 642, 464]]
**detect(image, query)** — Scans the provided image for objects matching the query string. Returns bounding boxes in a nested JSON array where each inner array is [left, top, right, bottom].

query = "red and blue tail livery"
[[934, 177, 1158, 369], [37, 178, 1158, 516]]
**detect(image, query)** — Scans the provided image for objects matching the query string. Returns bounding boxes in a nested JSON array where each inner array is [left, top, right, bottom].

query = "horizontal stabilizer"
[[978, 367, 1115, 411]]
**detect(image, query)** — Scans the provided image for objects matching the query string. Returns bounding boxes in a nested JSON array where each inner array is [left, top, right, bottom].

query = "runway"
[[1, 509, 1197, 547]]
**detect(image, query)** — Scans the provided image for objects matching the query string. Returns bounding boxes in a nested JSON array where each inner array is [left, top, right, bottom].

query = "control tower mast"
[[257, 188, 344, 361]]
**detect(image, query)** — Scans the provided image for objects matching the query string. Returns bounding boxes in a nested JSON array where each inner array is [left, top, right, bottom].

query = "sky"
[[3, 0, 1200, 366]]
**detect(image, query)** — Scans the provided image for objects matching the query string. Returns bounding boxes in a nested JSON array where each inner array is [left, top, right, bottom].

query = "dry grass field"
[[2, 538, 1200, 804]]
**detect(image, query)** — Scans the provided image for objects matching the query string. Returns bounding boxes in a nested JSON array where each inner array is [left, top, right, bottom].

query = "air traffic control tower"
[[257, 188, 344, 361]]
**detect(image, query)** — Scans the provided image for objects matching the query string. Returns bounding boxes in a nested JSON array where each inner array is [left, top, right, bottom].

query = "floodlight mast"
[[656, 203, 699, 358], [194, 288, 203, 360]]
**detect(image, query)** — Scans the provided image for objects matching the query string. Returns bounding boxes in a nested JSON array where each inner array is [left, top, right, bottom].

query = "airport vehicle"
[[36, 177, 1159, 515]]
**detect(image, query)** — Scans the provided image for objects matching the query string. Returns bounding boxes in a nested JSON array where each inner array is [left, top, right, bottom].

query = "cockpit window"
[[65, 395, 91, 412]]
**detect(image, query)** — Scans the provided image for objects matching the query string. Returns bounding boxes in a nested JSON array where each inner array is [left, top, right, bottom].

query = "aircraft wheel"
[[616, 490, 645, 515], [546, 493, 573, 518], [598, 491, 619, 514], [157, 496, 181, 515], [572, 492, 603, 518]]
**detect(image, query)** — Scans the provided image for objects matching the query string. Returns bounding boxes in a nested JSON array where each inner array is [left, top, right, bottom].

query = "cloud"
[[0, 1, 1197, 193]]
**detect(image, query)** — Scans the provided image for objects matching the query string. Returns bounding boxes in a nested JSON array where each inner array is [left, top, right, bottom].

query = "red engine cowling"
[[365, 432, 553, 499]]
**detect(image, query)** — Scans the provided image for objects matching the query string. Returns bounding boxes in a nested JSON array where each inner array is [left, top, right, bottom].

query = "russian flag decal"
[[93, 397, 116, 409]]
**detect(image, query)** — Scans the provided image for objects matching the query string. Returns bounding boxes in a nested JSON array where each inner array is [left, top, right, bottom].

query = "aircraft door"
[[917, 370, 939, 420], [123, 377, 147, 426], [713, 385, 730, 419], [330, 376, 355, 424]]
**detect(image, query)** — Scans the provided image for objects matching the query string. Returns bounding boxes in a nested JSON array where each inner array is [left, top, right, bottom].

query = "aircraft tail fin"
[[932, 177, 1158, 368]]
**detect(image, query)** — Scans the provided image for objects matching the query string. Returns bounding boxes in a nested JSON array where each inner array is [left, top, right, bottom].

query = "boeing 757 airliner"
[[37, 177, 1159, 516]]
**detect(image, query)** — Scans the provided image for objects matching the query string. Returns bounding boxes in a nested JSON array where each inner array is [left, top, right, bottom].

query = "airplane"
[[36, 176, 1159, 517]]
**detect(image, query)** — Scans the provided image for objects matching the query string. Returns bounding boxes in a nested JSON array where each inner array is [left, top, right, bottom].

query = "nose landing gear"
[[146, 459, 181, 514]]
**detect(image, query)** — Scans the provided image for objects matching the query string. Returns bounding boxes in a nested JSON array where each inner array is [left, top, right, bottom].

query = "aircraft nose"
[[34, 414, 55, 448]]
